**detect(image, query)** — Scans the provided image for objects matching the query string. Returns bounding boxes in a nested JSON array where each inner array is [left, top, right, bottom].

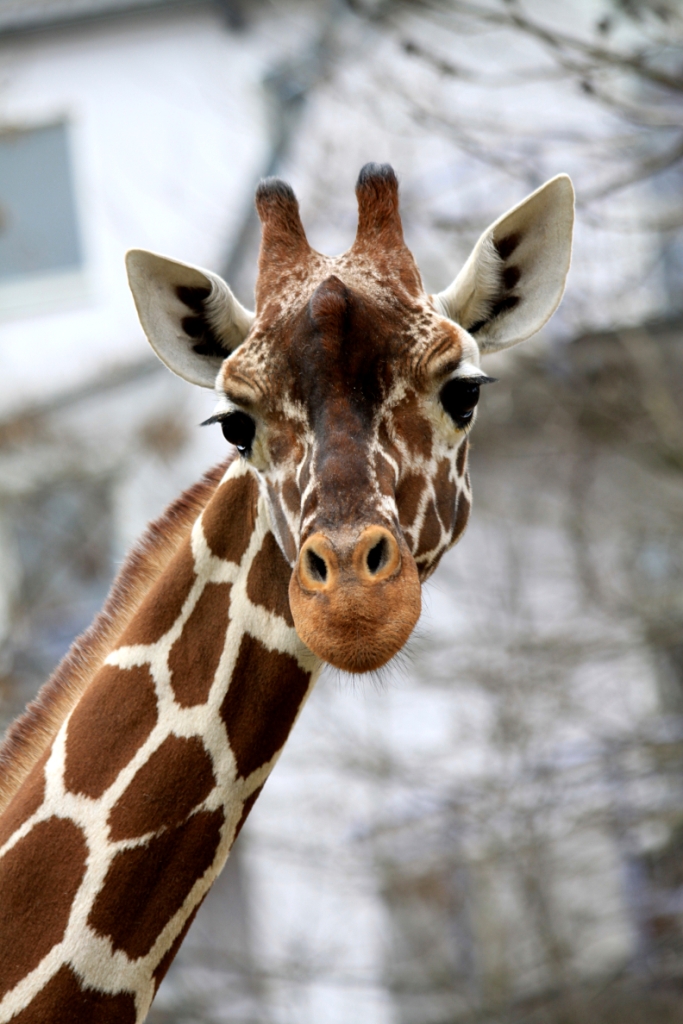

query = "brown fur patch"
[[246, 532, 294, 626], [374, 451, 395, 496], [10, 965, 136, 1024], [117, 540, 196, 647], [456, 438, 469, 477], [0, 749, 48, 850], [309, 275, 349, 333], [416, 501, 442, 557], [434, 458, 457, 534], [0, 458, 232, 820], [169, 582, 232, 707], [392, 392, 433, 460], [108, 735, 216, 841], [267, 423, 302, 468], [0, 817, 87, 999], [88, 808, 224, 960], [64, 664, 158, 799], [220, 636, 310, 779], [454, 492, 471, 539], [202, 472, 259, 564], [282, 478, 301, 516], [298, 451, 312, 494], [301, 489, 318, 522], [378, 419, 402, 473], [395, 473, 425, 530]]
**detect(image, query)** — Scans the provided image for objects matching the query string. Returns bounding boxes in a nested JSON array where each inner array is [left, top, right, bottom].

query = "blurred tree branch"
[[351, 0, 683, 202]]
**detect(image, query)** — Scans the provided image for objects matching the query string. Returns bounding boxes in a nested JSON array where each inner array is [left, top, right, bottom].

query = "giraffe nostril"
[[366, 538, 386, 575], [307, 549, 328, 583]]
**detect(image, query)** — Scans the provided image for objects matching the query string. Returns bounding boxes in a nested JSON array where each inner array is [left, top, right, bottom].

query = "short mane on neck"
[[0, 457, 233, 819], [0, 455, 321, 1022]]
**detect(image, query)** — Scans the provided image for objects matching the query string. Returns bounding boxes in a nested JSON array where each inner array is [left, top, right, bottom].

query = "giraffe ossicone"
[[0, 164, 573, 1022]]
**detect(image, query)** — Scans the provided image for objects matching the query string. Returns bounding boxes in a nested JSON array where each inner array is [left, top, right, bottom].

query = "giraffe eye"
[[220, 412, 256, 454], [440, 379, 480, 428]]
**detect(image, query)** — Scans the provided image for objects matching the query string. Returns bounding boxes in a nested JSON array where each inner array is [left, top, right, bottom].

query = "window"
[[0, 121, 85, 316]]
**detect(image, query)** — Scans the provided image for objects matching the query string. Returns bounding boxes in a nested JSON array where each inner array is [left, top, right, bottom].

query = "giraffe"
[[0, 164, 573, 1022]]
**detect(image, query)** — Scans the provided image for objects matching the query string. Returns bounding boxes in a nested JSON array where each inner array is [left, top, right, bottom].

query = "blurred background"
[[1, 0, 683, 1021]]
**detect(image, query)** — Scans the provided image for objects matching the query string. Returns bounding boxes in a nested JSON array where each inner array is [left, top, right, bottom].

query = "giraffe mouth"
[[288, 526, 421, 673]]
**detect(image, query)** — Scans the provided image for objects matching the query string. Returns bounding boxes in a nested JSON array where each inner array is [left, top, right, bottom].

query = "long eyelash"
[[200, 413, 230, 427], [459, 375, 498, 385]]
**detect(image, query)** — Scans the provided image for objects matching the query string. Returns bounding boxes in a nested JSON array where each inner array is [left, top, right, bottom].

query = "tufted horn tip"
[[254, 174, 310, 276], [253, 176, 312, 311], [255, 176, 308, 243], [354, 162, 403, 247], [356, 162, 398, 193], [255, 176, 297, 208]]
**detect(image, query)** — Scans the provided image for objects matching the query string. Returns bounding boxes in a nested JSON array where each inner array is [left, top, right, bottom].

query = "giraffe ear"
[[126, 249, 254, 388], [433, 175, 574, 354]]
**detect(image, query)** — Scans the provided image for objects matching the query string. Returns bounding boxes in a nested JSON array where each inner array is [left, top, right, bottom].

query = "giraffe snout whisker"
[[290, 526, 420, 673]]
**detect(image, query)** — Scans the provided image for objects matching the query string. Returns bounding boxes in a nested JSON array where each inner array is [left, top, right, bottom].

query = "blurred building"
[[1, 2, 683, 1024]]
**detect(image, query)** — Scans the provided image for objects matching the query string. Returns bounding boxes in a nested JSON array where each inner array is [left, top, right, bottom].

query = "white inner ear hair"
[[461, 234, 504, 331], [204, 276, 254, 353]]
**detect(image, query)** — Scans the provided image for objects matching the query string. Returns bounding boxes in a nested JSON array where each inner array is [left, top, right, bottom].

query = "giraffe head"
[[127, 165, 573, 672]]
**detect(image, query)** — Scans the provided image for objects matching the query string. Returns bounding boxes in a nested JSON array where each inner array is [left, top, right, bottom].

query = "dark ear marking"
[[468, 318, 487, 335], [189, 334, 228, 359], [175, 286, 229, 359], [490, 294, 520, 318], [181, 316, 204, 338], [503, 265, 521, 290], [494, 232, 521, 260], [469, 246, 522, 334], [176, 285, 210, 312]]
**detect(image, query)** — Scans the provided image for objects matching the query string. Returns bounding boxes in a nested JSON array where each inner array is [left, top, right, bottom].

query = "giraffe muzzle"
[[289, 525, 421, 673]]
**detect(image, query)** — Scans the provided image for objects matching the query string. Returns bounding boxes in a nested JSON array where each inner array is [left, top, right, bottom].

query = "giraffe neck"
[[0, 458, 321, 1024]]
